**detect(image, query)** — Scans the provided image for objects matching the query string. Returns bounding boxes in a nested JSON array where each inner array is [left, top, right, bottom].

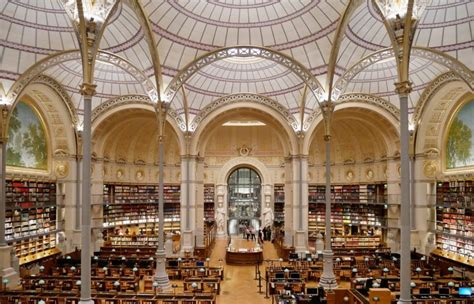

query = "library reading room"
[[0, 1, 473, 304]]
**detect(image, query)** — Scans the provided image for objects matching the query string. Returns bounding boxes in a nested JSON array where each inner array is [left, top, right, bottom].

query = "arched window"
[[227, 167, 262, 235], [7, 101, 48, 170]]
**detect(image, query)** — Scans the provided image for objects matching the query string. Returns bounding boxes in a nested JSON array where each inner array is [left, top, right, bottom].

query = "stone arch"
[[217, 157, 272, 186], [190, 101, 298, 156], [303, 101, 400, 155], [331, 47, 473, 103], [414, 79, 472, 177], [92, 102, 185, 158]]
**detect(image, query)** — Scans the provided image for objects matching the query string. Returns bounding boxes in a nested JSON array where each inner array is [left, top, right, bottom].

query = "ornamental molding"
[[163, 46, 326, 131], [412, 72, 461, 125], [6, 50, 158, 108], [190, 93, 298, 132], [31, 74, 79, 127], [91, 94, 183, 127], [332, 47, 473, 101], [336, 93, 400, 119]]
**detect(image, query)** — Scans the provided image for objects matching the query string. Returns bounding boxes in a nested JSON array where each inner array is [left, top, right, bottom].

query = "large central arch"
[[162, 46, 327, 131]]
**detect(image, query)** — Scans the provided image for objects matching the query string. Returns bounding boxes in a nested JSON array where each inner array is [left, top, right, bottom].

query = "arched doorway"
[[227, 167, 262, 236]]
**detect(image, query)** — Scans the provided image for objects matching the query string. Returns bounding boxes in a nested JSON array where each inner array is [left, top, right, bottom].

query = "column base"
[[410, 229, 420, 252], [0, 245, 20, 288], [78, 299, 94, 304], [216, 231, 227, 239], [319, 250, 337, 290], [294, 230, 307, 253], [154, 250, 171, 291], [181, 230, 194, 254], [397, 298, 412, 303]]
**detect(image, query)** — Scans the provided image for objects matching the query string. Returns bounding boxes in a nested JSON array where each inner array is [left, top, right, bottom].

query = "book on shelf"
[[102, 183, 181, 240], [5, 179, 58, 263], [435, 180, 473, 264]]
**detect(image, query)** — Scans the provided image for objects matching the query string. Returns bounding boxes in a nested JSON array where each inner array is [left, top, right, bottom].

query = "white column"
[[215, 184, 227, 238], [181, 155, 197, 253], [194, 158, 205, 247], [398, 93, 411, 303], [386, 159, 401, 253], [412, 157, 436, 254], [319, 136, 337, 289], [0, 139, 19, 287], [60, 157, 80, 253], [284, 158, 294, 247], [294, 155, 308, 253], [79, 94, 93, 304]]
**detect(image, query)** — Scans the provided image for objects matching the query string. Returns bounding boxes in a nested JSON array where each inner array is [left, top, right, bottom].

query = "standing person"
[[245, 225, 250, 240], [258, 229, 264, 244], [250, 227, 256, 241]]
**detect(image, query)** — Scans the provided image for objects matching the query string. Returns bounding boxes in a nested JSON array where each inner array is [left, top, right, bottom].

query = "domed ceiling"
[[1, 0, 472, 130]]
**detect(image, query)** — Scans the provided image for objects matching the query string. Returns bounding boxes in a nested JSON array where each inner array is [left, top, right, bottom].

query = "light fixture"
[[132, 267, 138, 272], [121, 256, 126, 260], [102, 266, 108, 272], [38, 279, 45, 285], [39, 265, 45, 272], [38, 301, 46, 304], [447, 281, 454, 287], [66, 256, 71, 260], [222, 120, 266, 127], [93, 256, 99, 260], [352, 268, 358, 273], [76, 280, 81, 286], [448, 266, 454, 272], [149, 257, 154, 261], [373, 282, 380, 288], [343, 296, 349, 302], [410, 282, 416, 288], [70, 266, 76, 272], [374, 0, 429, 21]]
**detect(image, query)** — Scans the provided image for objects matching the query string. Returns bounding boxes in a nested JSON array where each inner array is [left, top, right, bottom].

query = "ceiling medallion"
[[366, 169, 374, 180], [116, 169, 124, 179], [346, 170, 355, 181], [135, 170, 144, 181], [239, 145, 252, 157]]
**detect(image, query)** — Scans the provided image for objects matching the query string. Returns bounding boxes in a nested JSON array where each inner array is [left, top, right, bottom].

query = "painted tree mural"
[[6, 102, 48, 169], [446, 100, 474, 169]]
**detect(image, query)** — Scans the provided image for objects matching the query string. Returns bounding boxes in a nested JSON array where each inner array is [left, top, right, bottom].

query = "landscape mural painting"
[[6, 101, 48, 170], [446, 100, 474, 169]]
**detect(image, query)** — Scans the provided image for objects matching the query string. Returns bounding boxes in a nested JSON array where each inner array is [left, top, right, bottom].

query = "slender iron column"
[[79, 88, 94, 304], [397, 82, 412, 303], [154, 135, 171, 289], [319, 134, 337, 289]]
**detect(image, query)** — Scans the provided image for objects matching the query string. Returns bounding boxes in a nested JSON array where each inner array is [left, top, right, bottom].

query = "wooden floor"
[[208, 238, 277, 304]]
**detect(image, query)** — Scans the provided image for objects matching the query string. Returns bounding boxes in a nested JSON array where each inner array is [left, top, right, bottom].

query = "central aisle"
[[209, 239, 279, 303]]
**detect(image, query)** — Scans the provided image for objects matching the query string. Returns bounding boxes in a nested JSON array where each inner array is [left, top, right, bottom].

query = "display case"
[[274, 184, 285, 225], [204, 184, 215, 222]]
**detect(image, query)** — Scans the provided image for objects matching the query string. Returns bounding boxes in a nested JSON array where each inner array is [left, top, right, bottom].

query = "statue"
[[216, 203, 226, 233], [262, 202, 274, 228]]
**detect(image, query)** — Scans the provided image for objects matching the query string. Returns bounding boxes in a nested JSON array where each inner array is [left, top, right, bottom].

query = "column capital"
[[323, 134, 331, 142], [394, 81, 412, 96], [80, 83, 97, 96]]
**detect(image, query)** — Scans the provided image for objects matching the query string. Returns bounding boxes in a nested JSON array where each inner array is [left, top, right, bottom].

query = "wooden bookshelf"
[[308, 184, 387, 246], [103, 183, 181, 234], [204, 184, 215, 222], [274, 184, 285, 225], [435, 180, 473, 265], [5, 179, 59, 264]]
